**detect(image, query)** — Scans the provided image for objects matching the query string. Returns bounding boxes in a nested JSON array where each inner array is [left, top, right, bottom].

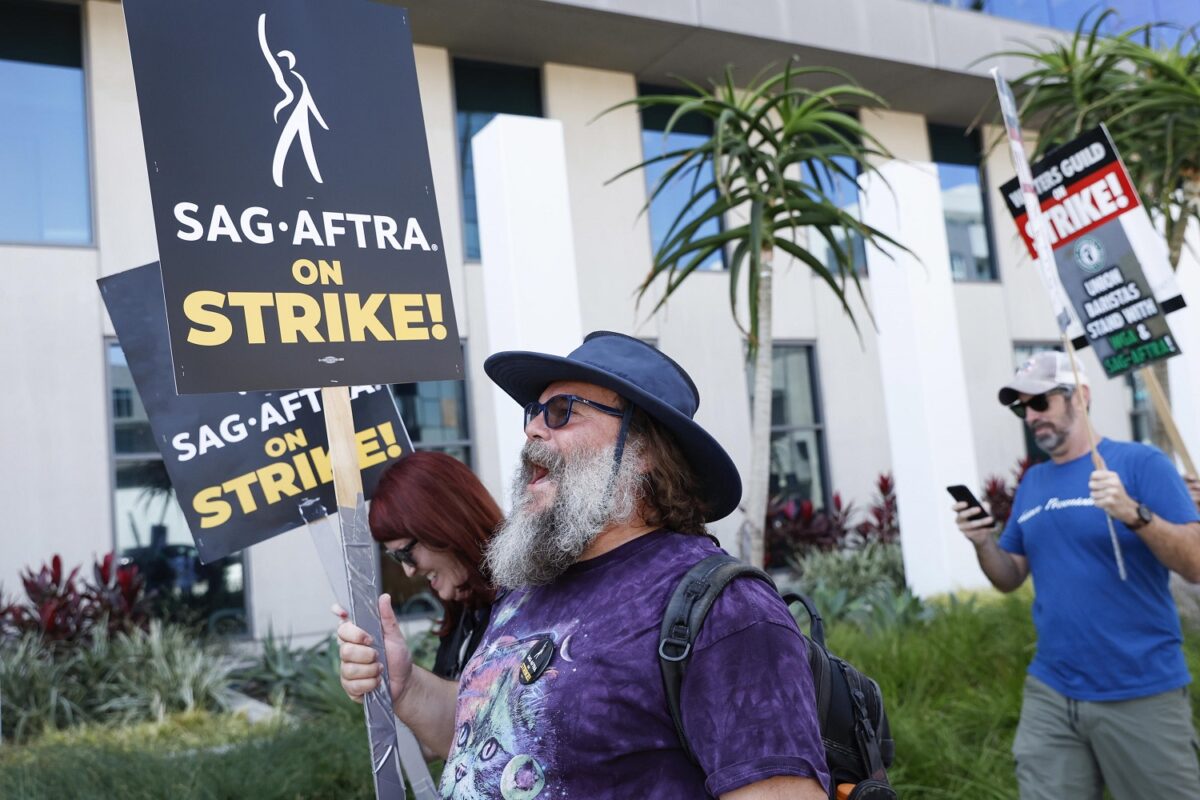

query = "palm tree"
[[608, 61, 905, 566], [1000, 10, 1200, 267], [997, 10, 1200, 456]]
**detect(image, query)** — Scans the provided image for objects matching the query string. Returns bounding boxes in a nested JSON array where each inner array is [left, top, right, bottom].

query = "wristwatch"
[[1128, 502, 1154, 530]]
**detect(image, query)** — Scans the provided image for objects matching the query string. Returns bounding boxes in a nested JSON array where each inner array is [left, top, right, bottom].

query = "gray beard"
[[1032, 403, 1075, 454], [485, 437, 643, 590], [1033, 424, 1068, 454]]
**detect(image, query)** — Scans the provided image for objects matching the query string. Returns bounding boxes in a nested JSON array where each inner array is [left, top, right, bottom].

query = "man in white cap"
[[954, 350, 1200, 799]]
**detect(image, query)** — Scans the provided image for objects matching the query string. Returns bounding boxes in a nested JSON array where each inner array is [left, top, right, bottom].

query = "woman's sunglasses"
[[523, 394, 623, 430], [1008, 387, 1072, 419], [383, 540, 418, 568]]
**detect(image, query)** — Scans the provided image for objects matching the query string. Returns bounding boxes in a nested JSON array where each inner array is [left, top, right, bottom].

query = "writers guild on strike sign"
[[1000, 125, 1183, 378]]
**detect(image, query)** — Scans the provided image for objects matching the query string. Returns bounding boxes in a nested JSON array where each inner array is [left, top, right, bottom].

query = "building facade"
[[3, 0, 1199, 639]]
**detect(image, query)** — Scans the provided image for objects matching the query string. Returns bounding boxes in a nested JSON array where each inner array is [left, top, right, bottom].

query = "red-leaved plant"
[[765, 491, 856, 567], [981, 457, 1034, 528], [88, 552, 150, 634], [16, 555, 88, 643], [856, 472, 899, 544], [0, 553, 151, 645]]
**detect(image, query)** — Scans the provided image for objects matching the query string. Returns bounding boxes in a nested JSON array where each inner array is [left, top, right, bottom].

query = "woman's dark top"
[[432, 604, 491, 680]]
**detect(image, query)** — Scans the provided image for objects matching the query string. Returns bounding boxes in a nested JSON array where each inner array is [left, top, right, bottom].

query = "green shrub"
[[230, 628, 324, 708], [826, 591, 1033, 798], [95, 621, 234, 723], [0, 634, 88, 742], [0, 622, 232, 741], [0, 709, 375, 800], [231, 631, 367, 723], [793, 541, 906, 598], [781, 542, 915, 630], [0, 710, 444, 800]]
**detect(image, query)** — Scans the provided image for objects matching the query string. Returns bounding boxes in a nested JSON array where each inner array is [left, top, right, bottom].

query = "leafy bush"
[[792, 541, 906, 600], [231, 631, 365, 724], [766, 472, 901, 566], [230, 629, 322, 708], [981, 458, 1034, 528], [855, 472, 900, 544], [94, 622, 234, 723], [0, 622, 233, 742], [828, 591, 1036, 799], [0, 635, 88, 742], [766, 492, 856, 566], [780, 543, 927, 635], [87, 553, 151, 635], [4, 556, 89, 644], [0, 709, 376, 800], [0, 553, 151, 646]]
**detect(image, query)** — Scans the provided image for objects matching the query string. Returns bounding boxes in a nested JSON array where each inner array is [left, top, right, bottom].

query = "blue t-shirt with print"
[[999, 438, 1199, 701]]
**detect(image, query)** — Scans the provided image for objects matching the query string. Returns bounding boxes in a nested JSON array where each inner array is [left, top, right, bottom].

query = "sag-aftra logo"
[[170, 12, 434, 252]]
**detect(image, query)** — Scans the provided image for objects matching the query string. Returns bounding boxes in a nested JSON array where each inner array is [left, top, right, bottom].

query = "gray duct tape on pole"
[[339, 498, 438, 800]]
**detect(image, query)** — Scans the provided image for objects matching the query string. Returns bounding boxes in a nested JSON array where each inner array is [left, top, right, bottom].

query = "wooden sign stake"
[[322, 386, 437, 800], [1140, 367, 1198, 478]]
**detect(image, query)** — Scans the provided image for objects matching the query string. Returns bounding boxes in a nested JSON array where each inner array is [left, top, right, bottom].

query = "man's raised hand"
[[953, 500, 997, 547]]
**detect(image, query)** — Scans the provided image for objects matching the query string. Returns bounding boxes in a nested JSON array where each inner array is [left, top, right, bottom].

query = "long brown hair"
[[369, 451, 500, 635], [629, 408, 710, 537]]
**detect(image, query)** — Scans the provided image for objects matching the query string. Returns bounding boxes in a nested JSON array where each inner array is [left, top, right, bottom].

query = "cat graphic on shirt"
[[441, 634, 558, 799]]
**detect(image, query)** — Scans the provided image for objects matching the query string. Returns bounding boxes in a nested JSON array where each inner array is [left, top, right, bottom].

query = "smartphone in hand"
[[946, 485, 989, 522]]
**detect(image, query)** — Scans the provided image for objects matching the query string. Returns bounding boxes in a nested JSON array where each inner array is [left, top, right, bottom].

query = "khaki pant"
[[1012, 675, 1200, 799]]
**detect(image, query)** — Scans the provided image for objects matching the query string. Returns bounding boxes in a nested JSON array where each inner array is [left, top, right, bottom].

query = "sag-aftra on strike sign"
[[124, 0, 462, 394]]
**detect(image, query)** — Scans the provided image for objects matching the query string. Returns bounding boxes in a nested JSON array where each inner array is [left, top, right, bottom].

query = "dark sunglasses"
[[523, 394, 623, 430], [1008, 387, 1072, 419], [383, 540, 418, 568]]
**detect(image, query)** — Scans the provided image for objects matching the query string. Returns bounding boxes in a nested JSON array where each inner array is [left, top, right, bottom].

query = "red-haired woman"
[[366, 450, 500, 679]]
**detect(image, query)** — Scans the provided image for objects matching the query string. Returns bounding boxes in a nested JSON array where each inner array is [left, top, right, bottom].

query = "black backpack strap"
[[659, 553, 776, 764], [838, 660, 889, 783], [785, 592, 832, 729], [781, 591, 825, 648]]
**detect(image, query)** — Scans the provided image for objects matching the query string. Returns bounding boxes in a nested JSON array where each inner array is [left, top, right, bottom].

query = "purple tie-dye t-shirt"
[[439, 530, 829, 799]]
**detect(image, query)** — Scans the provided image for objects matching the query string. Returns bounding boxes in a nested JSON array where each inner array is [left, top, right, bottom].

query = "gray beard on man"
[[1032, 400, 1075, 454], [486, 437, 644, 590]]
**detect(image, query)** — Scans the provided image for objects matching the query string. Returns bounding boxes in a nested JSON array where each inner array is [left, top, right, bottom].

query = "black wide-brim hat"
[[484, 331, 742, 522]]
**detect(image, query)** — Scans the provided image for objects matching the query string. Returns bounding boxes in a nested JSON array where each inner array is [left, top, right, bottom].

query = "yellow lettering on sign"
[[345, 293, 393, 342], [227, 292, 274, 345], [276, 292, 324, 343], [184, 291, 233, 346]]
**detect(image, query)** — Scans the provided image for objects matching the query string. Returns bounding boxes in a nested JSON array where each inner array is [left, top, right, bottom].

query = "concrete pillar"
[[859, 110, 988, 597], [472, 116, 585, 508]]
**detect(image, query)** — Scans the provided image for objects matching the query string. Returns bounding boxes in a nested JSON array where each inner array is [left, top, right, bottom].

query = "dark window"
[[112, 387, 133, 419], [108, 342, 247, 636], [767, 344, 829, 509], [638, 84, 725, 272], [453, 59, 543, 260], [390, 378, 473, 467], [929, 124, 997, 282], [1127, 371, 1152, 445], [0, 1, 92, 245]]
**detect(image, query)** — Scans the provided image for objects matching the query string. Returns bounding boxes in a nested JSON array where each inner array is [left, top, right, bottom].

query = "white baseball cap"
[[998, 351, 1089, 407]]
